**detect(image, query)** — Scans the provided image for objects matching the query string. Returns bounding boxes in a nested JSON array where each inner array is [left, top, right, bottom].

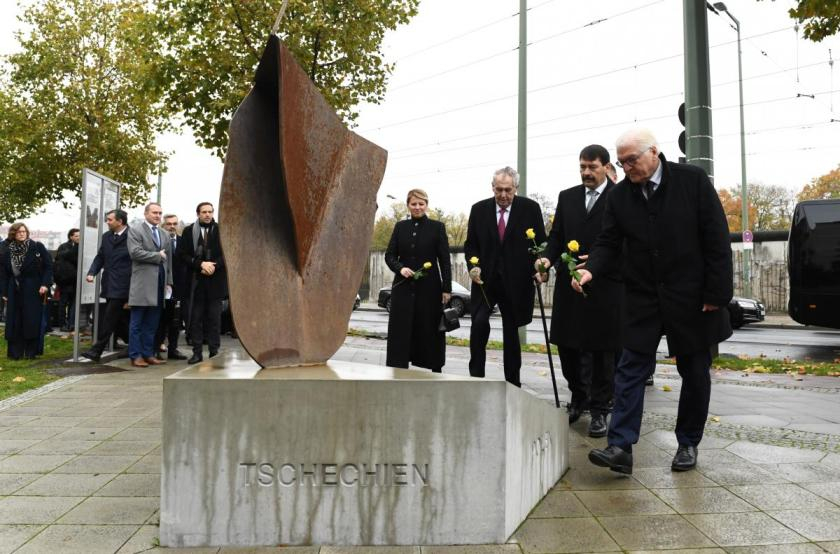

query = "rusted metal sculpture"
[[219, 35, 387, 367]]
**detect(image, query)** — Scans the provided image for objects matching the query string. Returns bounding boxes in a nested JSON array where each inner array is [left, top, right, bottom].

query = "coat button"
[[652, 250, 659, 257], [412, 232, 416, 236], [649, 215, 656, 221], [411, 244, 415, 248]]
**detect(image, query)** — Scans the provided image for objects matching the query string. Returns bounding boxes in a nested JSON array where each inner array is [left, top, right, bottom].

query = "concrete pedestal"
[[160, 351, 568, 547]]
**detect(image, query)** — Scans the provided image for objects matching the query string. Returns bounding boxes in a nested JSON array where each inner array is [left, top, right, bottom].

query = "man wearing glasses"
[[573, 129, 732, 475]]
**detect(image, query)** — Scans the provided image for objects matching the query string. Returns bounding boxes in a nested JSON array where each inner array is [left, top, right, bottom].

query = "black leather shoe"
[[588, 445, 633, 474], [646, 375, 654, 386], [209, 350, 219, 358], [168, 350, 188, 360], [671, 445, 698, 471], [588, 414, 608, 438], [188, 354, 203, 364], [81, 350, 101, 363], [567, 403, 584, 424]]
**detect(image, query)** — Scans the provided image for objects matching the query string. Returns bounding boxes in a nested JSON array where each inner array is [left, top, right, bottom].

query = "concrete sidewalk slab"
[[0, 336, 834, 552]]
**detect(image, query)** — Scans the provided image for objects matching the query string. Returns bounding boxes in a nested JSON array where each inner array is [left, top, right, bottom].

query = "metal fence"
[[367, 245, 790, 313]]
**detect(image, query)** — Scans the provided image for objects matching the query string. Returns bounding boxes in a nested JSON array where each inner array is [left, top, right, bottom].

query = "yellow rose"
[[423, 262, 432, 269], [525, 228, 536, 240], [567, 240, 580, 253], [469, 256, 479, 265]]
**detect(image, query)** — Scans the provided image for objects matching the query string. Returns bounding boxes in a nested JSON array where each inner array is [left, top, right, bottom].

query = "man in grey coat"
[[127, 203, 173, 367]]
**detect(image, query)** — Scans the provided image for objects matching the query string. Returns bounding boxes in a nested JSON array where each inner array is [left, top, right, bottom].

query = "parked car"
[[728, 296, 765, 329], [378, 281, 472, 317]]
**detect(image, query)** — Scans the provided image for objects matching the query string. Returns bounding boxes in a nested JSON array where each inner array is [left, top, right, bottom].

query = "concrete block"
[[160, 353, 568, 546]]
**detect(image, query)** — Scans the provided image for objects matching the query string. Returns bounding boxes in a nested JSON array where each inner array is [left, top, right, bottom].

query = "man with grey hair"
[[573, 129, 732, 474], [464, 166, 547, 386]]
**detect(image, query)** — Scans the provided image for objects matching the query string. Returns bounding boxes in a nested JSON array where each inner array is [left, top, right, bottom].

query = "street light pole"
[[518, 0, 528, 346], [714, 2, 751, 296]]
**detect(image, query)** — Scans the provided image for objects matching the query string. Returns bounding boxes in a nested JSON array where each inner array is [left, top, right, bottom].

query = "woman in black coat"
[[385, 189, 452, 372], [0, 223, 53, 359]]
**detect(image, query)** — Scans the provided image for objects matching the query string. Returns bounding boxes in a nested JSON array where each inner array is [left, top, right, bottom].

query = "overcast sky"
[[3, 0, 839, 233]]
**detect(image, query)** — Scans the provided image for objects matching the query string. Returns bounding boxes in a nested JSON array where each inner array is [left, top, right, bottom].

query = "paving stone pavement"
[[0, 336, 838, 552]]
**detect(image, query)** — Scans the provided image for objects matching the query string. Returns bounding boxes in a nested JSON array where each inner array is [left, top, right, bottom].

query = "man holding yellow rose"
[[574, 129, 732, 474], [464, 167, 546, 386], [537, 144, 621, 438]]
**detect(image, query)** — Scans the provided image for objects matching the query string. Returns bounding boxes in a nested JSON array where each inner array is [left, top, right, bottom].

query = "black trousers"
[[190, 285, 222, 355], [89, 298, 129, 356], [559, 348, 616, 416], [609, 348, 712, 452], [468, 276, 521, 387], [155, 299, 181, 354]]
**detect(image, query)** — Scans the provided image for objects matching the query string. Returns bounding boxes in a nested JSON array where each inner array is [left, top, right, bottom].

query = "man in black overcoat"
[[179, 202, 228, 364], [53, 228, 79, 331], [538, 145, 622, 438], [464, 166, 547, 387], [575, 129, 733, 474], [82, 209, 131, 362], [154, 214, 188, 360]]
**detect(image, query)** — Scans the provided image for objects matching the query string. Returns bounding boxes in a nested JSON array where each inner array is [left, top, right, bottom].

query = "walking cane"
[[534, 278, 560, 408]]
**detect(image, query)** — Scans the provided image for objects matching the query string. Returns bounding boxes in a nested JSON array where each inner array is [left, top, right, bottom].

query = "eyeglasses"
[[616, 147, 652, 169]]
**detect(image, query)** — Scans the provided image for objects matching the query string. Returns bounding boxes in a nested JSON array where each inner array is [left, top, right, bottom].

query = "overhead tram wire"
[[391, 0, 560, 63], [389, 60, 824, 155], [362, 26, 797, 133], [387, 0, 669, 94], [387, 61, 828, 158], [384, 89, 840, 180]]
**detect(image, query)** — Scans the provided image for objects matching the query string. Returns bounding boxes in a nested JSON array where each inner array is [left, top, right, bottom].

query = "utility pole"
[[683, 0, 715, 182], [518, 0, 528, 346]]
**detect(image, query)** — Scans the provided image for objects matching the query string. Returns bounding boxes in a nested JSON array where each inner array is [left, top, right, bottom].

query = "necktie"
[[201, 226, 208, 244], [645, 181, 656, 200], [586, 190, 599, 213], [152, 226, 160, 248], [497, 207, 507, 242]]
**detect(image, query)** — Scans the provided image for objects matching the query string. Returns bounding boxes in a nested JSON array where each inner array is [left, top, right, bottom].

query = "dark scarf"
[[8, 239, 30, 274]]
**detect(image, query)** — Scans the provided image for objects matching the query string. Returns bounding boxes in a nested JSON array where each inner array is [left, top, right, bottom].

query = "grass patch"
[[445, 336, 558, 354], [0, 334, 85, 400], [661, 355, 840, 377]]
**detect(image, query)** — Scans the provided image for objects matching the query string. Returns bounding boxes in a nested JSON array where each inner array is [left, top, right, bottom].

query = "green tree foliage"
[[155, 0, 420, 158], [0, 0, 168, 222], [785, 1, 840, 42], [370, 202, 469, 251], [797, 164, 840, 201]]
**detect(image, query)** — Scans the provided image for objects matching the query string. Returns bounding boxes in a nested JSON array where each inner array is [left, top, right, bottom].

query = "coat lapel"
[[585, 180, 614, 220]]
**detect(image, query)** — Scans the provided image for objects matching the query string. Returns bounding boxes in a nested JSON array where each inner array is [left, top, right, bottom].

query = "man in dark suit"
[[154, 214, 188, 360], [464, 166, 547, 387], [82, 209, 132, 362], [179, 202, 227, 364], [538, 145, 622, 438], [575, 129, 733, 474]]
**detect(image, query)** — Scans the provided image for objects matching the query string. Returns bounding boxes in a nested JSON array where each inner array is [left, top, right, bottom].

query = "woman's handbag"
[[438, 307, 460, 332]]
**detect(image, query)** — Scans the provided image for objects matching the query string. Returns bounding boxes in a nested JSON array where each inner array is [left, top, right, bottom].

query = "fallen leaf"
[[538, 370, 547, 377], [661, 385, 672, 392], [710, 416, 721, 423], [797, 366, 807, 375], [737, 354, 750, 360], [12, 376, 25, 383]]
